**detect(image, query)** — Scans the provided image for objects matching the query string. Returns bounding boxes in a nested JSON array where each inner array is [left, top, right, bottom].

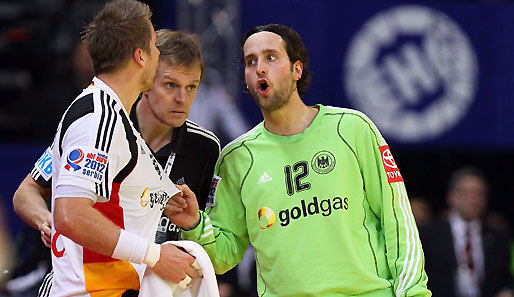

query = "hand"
[[151, 244, 201, 284], [39, 211, 52, 248], [168, 184, 200, 230], [163, 191, 187, 218]]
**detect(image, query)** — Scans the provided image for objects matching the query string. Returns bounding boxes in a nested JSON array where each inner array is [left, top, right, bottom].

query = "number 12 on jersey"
[[284, 161, 311, 196]]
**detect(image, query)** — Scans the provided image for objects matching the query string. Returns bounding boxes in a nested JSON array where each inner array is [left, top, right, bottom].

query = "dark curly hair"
[[241, 24, 312, 97]]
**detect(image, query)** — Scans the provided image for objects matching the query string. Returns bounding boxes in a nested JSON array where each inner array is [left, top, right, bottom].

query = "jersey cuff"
[[181, 211, 207, 241], [54, 184, 98, 202]]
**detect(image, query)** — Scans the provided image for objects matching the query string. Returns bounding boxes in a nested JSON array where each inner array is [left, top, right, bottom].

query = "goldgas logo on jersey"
[[140, 188, 150, 207], [258, 207, 276, 229], [139, 188, 169, 211], [259, 196, 349, 229], [311, 150, 336, 174], [65, 149, 84, 171]]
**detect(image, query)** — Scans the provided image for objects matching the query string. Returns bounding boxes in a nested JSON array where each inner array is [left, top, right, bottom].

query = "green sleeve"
[[182, 146, 250, 274], [356, 116, 431, 297]]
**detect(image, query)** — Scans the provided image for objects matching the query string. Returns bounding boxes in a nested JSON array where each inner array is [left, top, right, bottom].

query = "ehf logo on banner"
[[345, 5, 478, 142], [65, 149, 84, 171]]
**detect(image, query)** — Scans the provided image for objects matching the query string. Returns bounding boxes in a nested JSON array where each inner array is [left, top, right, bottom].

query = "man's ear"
[[293, 60, 303, 81], [134, 48, 145, 67]]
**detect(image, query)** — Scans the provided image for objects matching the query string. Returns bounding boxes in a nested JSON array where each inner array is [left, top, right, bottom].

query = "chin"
[[167, 118, 186, 128]]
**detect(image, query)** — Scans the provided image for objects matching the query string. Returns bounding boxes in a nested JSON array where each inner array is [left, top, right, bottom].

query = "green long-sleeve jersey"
[[182, 105, 431, 297]]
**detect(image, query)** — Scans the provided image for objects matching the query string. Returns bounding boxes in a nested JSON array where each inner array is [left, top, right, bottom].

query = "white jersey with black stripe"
[[48, 77, 180, 296]]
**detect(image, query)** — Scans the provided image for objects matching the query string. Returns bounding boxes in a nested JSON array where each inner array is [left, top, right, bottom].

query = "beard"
[[248, 76, 295, 113]]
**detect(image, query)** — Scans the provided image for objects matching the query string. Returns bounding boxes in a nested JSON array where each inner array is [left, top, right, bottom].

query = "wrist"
[[112, 229, 148, 264], [143, 242, 161, 268], [183, 212, 201, 231]]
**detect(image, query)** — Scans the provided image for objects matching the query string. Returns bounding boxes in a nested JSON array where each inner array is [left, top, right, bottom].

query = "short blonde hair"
[[82, 0, 152, 75]]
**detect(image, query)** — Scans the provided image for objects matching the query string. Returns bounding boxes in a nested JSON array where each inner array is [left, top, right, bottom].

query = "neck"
[[97, 69, 143, 113], [262, 94, 318, 136], [136, 98, 174, 152]]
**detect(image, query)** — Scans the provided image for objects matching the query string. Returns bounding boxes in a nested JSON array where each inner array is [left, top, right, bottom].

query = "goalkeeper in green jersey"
[[170, 24, 431, 297]]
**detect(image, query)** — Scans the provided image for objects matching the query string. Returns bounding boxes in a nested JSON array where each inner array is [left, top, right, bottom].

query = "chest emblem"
[[311, 150, 336, 174]]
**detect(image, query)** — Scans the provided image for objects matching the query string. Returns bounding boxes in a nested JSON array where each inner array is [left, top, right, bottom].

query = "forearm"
[[385, 184, 430, 296], [54, 197, 120, 256], [181, 211, 247, 274], [13, 174, 51, 230]]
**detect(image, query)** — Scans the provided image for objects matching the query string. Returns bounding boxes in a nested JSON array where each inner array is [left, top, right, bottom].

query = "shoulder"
[[215, 124, 262, 172], [220, 123, 262, 157], [185, 120, 221, 154], [321, 105, 385, 145], [61, 86, 120, 129], [59, 88, 128, 154], [323, 105, 374, 126]]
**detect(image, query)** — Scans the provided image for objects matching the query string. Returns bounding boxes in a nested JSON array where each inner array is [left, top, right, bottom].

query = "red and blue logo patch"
[[65, 149, 84, 171]]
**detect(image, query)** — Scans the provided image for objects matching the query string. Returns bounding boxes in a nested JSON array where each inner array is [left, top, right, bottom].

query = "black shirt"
[[129, 98, 220, 242]]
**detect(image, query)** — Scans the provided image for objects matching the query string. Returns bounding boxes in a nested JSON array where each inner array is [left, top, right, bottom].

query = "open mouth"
[[257, 79, 269, 94]]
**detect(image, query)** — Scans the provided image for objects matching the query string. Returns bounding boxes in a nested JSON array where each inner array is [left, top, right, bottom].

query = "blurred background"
[[1, 0, 514, 295]]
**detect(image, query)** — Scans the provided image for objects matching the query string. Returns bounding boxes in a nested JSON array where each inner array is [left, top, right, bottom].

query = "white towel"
[[139, 241, 220, 297]]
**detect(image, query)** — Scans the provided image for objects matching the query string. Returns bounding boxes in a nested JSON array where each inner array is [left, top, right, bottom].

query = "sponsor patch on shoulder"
[[35, 146, 53, 181], [206, 175, 221, 208], [379, 145, 403, 183], [63, 147, 109, 184]]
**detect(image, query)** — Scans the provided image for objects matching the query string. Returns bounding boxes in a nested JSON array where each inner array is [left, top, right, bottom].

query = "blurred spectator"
[[0, 200, 14, 292], [4, 200, 50, 297], [410, 196, 433, 227], [0, 0, 103, 141], [28, 39, 94, 141], [420, 166, 514, 297]]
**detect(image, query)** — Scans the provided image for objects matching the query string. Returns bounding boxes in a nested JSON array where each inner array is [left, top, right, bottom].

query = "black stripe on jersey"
[[95, 92, 118, 152], [96, 179, 101, 197], [332, 112, 381, 277], [112, 109, 138, 184], [31, 166, 39, 179], [102, 162, 110, 198], [255, 252, 267, 297], [362, 194, 380, 276], [100, 94, 114, 151], [37, 270, 53, 297], [186, 121, 220, 142], [390, 185, 401, 280], [58, 93, 94, 156], [100, 94, 113, 151], [93, 93, 118, 198], [95, 91, 106, 149], [105, 99, 118, 152], [31, 166, 51, 188], [216, 133, 261, 178]]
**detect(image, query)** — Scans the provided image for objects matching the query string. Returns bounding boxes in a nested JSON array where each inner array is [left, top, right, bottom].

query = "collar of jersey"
[[91, 77, 128, 118], [259, 104, 325, 143]]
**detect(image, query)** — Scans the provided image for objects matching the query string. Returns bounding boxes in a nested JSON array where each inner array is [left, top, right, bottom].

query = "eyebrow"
[[244, 48, 280, 60], [162, 75, 201, 84]]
